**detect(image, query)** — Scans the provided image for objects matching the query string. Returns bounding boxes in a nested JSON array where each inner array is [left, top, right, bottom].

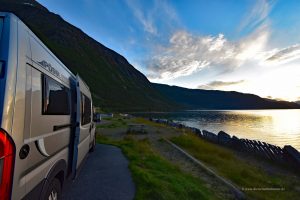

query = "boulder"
[[283, 145, 300, 167], [202, 130, 218, 143], [218, 131, 232, 145]]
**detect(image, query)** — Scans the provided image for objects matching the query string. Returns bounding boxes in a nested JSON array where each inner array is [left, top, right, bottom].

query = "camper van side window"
[[42, 74, 71, 115], [81, 94, 91, 125]]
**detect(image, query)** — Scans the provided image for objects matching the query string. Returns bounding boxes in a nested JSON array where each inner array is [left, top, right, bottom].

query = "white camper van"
[[0, 13, 96, 200]]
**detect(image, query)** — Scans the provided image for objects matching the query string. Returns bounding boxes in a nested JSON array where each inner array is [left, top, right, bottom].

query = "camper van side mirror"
[[0, 61, 4, 78], [93, 113, 101, 123]]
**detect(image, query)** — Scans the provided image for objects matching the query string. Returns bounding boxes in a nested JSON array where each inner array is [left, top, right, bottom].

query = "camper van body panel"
[[0, 13, 95, 200], [21, 19, 73, 199], [10, 18, 33, 200], [0, 13, 29, 200], [23, 66, 71, 196]]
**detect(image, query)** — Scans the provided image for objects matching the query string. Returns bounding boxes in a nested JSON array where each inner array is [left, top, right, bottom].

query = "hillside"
[[0, 0, 177, 111], [153, 83, 300, 109]]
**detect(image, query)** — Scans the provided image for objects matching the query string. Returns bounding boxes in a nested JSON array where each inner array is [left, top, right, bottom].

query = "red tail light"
[[0, 129, 15, 200]]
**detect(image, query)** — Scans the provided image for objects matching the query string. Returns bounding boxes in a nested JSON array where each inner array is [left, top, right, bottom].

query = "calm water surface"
[[135, 109, 300, 150]]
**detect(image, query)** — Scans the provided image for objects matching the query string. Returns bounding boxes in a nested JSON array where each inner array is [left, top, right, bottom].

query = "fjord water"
[[138, 109, 300, 150]]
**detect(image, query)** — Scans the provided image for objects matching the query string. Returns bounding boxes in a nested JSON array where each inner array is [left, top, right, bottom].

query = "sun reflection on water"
[[139, 109, 300, 150]]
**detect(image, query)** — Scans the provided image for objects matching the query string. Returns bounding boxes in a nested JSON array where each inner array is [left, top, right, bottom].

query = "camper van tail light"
[[0, 129, 15, 200]]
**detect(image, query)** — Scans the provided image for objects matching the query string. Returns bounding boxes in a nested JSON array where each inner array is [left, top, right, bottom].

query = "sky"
[[37, 0, 300, 101]]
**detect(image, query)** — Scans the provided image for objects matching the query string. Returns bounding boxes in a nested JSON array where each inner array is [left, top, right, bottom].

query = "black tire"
[[44, 178, 62, 200]]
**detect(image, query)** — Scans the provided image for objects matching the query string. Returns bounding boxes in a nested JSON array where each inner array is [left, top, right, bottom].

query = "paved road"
[[63, 144, 135, 200]]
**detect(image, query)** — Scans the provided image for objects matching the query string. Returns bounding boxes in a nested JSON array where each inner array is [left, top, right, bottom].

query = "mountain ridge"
[[153, 83, 300, 109]]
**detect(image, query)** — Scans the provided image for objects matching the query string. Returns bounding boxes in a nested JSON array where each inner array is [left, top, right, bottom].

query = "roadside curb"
[[164, 139, 246, 200]]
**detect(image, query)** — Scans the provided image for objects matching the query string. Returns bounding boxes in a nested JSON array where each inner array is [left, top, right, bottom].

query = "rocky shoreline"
[[149, 118, 300, 169]]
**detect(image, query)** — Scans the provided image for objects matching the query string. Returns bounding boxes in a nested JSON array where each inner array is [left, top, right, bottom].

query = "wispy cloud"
[[265, 96, 285, 101], [198, 80, 245, 90], [238, 0, 273, 33], [265, 44, 300, 64], [126, 0, 157, 34], [125, 0, 179, 35]]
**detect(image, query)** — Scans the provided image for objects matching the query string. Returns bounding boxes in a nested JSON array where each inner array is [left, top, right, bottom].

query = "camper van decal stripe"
[[24, 127, 71, 144], [36, 139, 50, 157]]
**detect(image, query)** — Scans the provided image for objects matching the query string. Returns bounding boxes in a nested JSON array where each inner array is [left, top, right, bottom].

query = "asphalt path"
[[63, 144, 135, 200]]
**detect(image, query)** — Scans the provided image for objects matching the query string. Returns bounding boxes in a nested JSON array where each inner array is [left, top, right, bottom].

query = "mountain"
[[153, 83, 300, 109], [1, 0, 299, 111], [0, 0, 177, 111]]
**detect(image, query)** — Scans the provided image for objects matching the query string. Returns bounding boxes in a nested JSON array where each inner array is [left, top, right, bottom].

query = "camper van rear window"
[[81, 94, 91, 125], [42, 74, 71, 115]]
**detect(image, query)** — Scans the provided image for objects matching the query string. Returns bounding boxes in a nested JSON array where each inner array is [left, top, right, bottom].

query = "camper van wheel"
[[45, 178, 61, 200]]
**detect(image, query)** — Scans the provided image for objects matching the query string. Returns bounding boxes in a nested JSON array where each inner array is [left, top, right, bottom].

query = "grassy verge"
[[97, 116, 168, 129], [171, 133, 300, 200], [96, 134, 220, 200], [131, 117, 169, 128], [97, 117, 128, 129]]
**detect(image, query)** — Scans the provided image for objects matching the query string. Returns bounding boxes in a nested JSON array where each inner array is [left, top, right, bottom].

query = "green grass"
[[171, 133, 300, 200], [97, 116, 164, 129], [97, 117, 128, 129], [132, 117, 169, 128], [96, 135, 220, 200]]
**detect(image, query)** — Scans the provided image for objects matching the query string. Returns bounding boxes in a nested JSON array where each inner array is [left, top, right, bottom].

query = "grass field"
[[131, 117, 168, 128], [97, 116, 166, 129], [171, 133, 300, 200], [96, 135, 220, 200], [97, 117, 128, 129]]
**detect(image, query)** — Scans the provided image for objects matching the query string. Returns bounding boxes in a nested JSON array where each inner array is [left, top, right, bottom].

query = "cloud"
[[144, 0, 299, 82], [126, 0, 157, 34], [264, 96, 284, 101], [147, 27, 269, 80], [238, 0, 273, 33], [265, 44, 300, 64], [125, 0, 179, 35], [198, 80, 245, 90]]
